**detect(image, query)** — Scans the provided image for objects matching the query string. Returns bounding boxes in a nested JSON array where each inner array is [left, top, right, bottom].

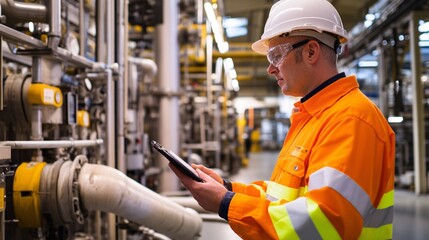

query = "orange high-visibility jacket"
[[227, 75, 395, 239]]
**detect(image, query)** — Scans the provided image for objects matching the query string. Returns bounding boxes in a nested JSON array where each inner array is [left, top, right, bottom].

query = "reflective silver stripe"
[[286, 198, 322, 240], [266, 194, 278, 202], [308, 167, 393, 228], [364, 206, 394, 227], [309, 167, 372, 217]]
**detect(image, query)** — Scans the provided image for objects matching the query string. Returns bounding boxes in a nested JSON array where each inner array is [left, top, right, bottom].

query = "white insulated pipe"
[[78, 163, 202, 239], [156, 0, 181, 193], [128, 57, 158, 102], [128, 57, 158, 82]]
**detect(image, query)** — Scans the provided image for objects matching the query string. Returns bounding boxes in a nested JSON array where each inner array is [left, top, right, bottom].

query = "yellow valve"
[[13, 162, 47, 228], [28, 83, 63, 108], [77, 110, 90, 127]]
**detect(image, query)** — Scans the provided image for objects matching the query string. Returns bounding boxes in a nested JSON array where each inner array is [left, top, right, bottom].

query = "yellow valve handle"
[[77, 110, 90, 127], [28, 83, 63, 108]]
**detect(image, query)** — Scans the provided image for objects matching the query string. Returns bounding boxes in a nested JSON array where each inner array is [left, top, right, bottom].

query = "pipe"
[[1, 0, 46, 23], [46, 0, 61, 50], [117, 0, 127, 238], [1, 139, 103, 149], [156, 0, 181, 192], [166, 196, 209, 213], [31, 57, 42, 141], [105, 0, 116, 231], [0, 24, 45, 48], [79, 0, 85, 57], [0, 24, 95, 68], [410, 11, 428, 194], [128, 57, 158, 102], [78, 163, 202, 239], [128, 57, 158, 83], [116, 0, 126, 174], [0, 37, 3, 111], [55, 48, 95, 69]]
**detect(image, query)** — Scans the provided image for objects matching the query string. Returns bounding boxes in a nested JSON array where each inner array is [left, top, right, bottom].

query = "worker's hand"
[[191, 164, 223, 185], [169, 163, 227, 213]]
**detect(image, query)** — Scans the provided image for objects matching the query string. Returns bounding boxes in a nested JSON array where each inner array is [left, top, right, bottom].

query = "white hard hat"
[[252, 0, 348, 54]]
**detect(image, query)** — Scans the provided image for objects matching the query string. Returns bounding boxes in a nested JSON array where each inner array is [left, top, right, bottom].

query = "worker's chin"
[[280, 87, 290, 96], [281, 88, 300, 97]]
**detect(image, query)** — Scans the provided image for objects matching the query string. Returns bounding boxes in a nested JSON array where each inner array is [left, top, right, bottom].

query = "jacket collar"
[[294, 74, 359, 116]]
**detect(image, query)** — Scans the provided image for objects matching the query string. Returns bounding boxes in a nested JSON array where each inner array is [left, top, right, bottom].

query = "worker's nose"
[[267, 63, 278, 75]]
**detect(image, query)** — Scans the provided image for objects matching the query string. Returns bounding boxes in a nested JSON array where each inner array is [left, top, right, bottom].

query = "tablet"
[[151, 140, 204, 182]]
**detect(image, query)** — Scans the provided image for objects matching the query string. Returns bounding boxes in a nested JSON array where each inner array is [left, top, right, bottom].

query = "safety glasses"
[[267, 39, 311, 67]]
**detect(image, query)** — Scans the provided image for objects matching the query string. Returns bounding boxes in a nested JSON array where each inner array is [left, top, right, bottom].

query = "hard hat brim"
[[251, 39, 269, 55]]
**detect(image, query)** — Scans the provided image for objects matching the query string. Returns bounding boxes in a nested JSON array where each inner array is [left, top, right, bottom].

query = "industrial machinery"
[[0, 0, 242, 239], [339, 0, 429, 193]]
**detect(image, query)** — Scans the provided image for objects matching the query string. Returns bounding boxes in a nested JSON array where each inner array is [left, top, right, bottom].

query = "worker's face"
[[266, 37, 309, 97]]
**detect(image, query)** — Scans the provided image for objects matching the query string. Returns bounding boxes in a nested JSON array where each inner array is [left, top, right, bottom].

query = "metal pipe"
[[79, 0, 85, 57], [47, 0, 61, 49], [409, 11, 428, 194], [0, 37, 3, 110], [116, 0, 126, 174], [78, 163, 202, 239], [31, 57, 43, 141], [1, 139, 103, 149], [30, 106, 43, 141], [55, 48, 95, 69], [1, 0, 46, 23], [105, 2, 116, 232], [128, 57, 158, 101], [0, 24, 95, 68], [116, 0, 127, 238], [128, 57, 158, 83], [0, 24, 45, 48], [156, 0, 181, 192]]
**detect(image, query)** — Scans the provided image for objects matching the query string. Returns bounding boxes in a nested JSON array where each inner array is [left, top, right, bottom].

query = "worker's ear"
[[306, 40, 320, 63]]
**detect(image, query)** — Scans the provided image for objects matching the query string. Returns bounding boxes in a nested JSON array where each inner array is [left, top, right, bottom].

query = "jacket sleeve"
[[231, 180, 268, 197], [226, 115, 394, 240]]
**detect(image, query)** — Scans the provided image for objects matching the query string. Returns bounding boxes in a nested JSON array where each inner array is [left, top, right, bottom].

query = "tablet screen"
[[151, 140, 204, 182]]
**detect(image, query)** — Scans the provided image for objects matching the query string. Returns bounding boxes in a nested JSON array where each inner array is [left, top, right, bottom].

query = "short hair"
[[292, 37, 337, 66]]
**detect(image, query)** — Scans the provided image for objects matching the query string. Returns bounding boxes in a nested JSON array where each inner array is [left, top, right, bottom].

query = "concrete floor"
[[200, 151, 429, 239]]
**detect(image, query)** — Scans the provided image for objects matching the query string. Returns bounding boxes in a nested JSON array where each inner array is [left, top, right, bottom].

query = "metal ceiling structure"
[[221, 0, 380, 97]]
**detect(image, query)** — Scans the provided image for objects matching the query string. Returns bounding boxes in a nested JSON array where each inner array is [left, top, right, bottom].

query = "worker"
[[169, 0, 395, 239]]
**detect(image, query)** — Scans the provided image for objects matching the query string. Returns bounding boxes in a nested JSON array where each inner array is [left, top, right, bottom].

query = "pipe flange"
[[69, 155, 88, 224], [40, 157, 66, 225]]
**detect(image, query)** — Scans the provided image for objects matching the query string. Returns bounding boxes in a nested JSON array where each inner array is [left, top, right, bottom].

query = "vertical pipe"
[[31, 57, 43, 141], [123, 0, 129, 146], [206, 35, 213, 115], [0, 37, 3, 111], [1, 5, 4, 239], [116, 0, 126, 174], [0, 172, 4, 240], [378, 44, 388, 116], [156, 0, 180, 192], [96, 0, 106, 62], [106, 67, 116, 238], [409, 11, 427, 194], [106, 0, 117, 236], [205, 35, 213, 162], [79, 0, 85, 57], [213, 58, 223, 168], [47, 0, 61, 49], [116, 0, 127, 238]]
